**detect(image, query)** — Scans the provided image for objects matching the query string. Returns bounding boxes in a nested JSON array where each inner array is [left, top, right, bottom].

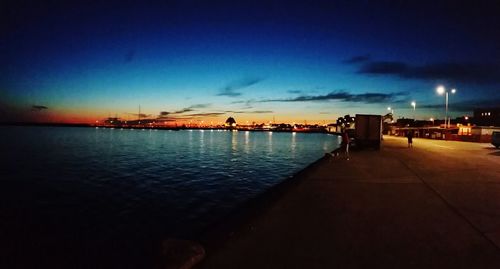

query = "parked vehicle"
[[492, 131, 500, 148], [354, 114, 382, 149]]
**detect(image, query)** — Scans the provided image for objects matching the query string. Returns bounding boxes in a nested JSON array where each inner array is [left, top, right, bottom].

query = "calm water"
[[0, 126, 339, 268]]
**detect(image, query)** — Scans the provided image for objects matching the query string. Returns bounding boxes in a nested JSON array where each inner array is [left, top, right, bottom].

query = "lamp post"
[[411, 101, 416, 120], [387, 106, 395, 123], [436, 86, 456, 128]]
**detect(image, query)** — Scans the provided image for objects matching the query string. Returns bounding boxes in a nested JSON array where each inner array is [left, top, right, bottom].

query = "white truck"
[[354, 114, 382, 150]]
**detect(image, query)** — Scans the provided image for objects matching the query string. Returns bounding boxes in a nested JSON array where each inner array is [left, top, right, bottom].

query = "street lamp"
[[430, 117, 434, 126], [387, 106, 395, 122], [436, 86, 456, 128], [411, 101, 416, 120]]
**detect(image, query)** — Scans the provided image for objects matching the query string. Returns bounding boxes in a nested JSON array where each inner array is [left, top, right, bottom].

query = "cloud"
[[217, 77, 264, 97], [359, 61, 408, 74], [418, 98, 500, 111], [230, 99, 256, 109], [178, 112, 226, 118], [155, 104, 216, 120], [165, 104, 212, 115], [31, 105, 48, 111], [188, 103, 211, 109], [225, 110, 273, 114], [357, 60, 500, 84], [172, 108, 195, 114], [343, 54, 371, 64], [156, 118, 177, 122], [260, 90, 408, 104], [287, 90, 302, 94]]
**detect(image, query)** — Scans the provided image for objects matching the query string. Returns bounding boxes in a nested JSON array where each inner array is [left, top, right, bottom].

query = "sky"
[[1, 0, 500, 124]]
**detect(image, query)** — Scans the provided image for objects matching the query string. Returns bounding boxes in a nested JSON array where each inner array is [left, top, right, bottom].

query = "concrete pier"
[[197, 136, 500, 269]]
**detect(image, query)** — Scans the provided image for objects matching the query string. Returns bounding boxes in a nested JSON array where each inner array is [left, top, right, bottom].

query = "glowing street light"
[[436, 86, 445, 95], [436, 86, 457, 128], [411, 101, 416, 120], [386, 106, 395, 121]]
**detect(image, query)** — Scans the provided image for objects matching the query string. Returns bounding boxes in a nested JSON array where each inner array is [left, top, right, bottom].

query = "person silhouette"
[[341, 129, 350, 160], [407, 130, 413, 148]]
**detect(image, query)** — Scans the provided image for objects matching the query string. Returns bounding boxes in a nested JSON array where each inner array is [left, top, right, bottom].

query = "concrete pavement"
[[197, 136, 500, 269]]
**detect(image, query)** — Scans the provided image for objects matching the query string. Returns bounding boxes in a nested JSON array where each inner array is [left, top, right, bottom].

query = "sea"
[[0, 126, 339, 268]]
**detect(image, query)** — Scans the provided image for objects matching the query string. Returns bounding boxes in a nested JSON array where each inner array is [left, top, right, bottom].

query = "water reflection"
[[231, 130, 238, 152], [267, 131, 273, 153], [244, 131, 250, 154], [1, 127, 340, 247]]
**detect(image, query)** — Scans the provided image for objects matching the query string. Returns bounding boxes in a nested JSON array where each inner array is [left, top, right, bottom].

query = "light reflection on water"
[[0, 126, 339, 265]]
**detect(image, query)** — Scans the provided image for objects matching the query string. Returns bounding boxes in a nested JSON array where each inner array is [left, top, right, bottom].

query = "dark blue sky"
[[2, 0, 499, 123]]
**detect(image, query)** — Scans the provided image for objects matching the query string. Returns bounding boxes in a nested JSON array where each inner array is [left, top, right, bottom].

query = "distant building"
[[473, 108, 500, 126], [395, 118, 414, 127]]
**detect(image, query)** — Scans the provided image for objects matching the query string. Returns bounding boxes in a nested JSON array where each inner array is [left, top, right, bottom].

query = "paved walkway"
[[198, 136, 500, 269]]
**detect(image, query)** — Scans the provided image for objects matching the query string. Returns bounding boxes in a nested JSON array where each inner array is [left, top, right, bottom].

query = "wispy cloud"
[[359, 61, 407, 74], [355, 59, 500, 84], [287, 90, 302, 94], [161, 104, 212, 115], [230, 99, 255, 109], [225, 110, 273, 114], [418, 98, 500, 111], [260, 90, 408, 104], [31, 105, 48, 111], [188, 103, 211, 109], [156, 104, 221, 120], [217, 77, 264, 97], [172, 108, 194, 114], [177, 112, 226, 118], [343, 54, 371, 64]]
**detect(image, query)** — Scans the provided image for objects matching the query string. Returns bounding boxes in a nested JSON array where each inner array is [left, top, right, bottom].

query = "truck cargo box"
[[354, 114, 382, 149]]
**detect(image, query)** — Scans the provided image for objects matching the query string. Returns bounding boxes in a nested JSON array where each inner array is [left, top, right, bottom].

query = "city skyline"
[[2, 0, 500, 124]]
